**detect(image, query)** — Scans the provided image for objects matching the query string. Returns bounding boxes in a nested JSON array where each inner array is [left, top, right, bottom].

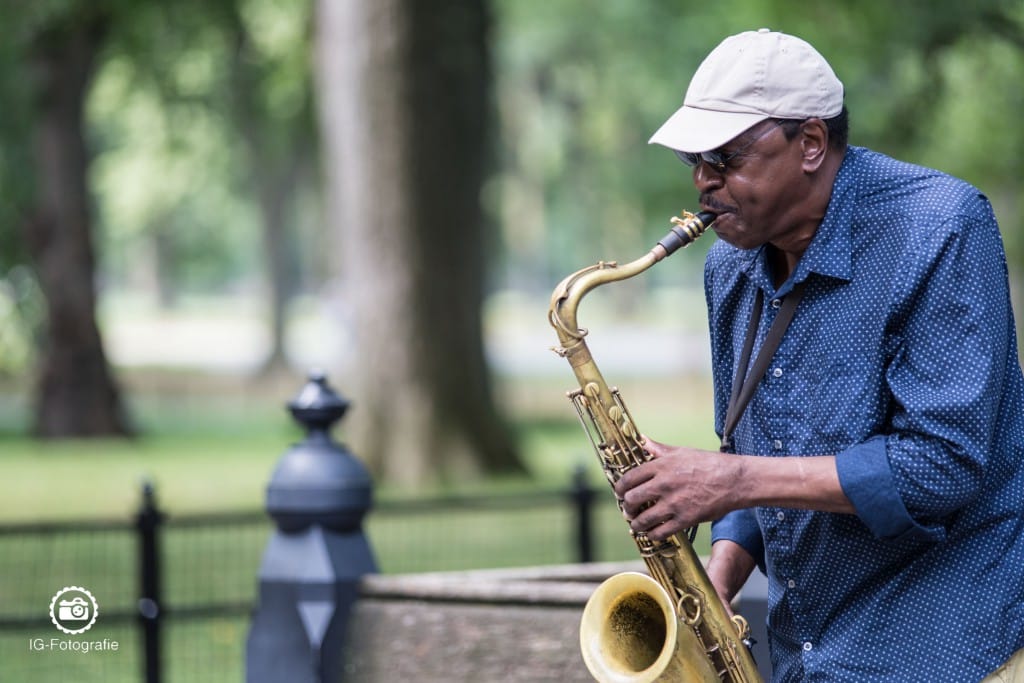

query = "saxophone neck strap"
[[720, 282, 806, 453]]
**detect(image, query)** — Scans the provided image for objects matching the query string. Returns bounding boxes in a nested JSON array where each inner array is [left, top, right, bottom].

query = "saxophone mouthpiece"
[[656, 211, 716, 257]]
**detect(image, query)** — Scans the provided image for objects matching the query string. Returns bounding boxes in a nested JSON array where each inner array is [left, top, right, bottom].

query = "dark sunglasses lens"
[[674, 150, 701, 167], [704, 152, 726, 169], [674, 149, 728, 171]]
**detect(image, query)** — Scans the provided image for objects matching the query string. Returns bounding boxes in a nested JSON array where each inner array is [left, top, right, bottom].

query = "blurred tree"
[[87, 2, 254, 305], [218, 0, 319, 375], [6, 3, 132, 436], [92, 0, 319, 373], [315, 0, 523, 484], [0, 0, 319, 435]]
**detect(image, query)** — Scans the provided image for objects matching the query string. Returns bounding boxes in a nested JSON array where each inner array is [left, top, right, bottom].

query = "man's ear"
[[800, 118, 829, 173]]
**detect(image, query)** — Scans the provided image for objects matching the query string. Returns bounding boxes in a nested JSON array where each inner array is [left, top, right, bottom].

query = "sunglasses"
[[674, 120, 785, 173]]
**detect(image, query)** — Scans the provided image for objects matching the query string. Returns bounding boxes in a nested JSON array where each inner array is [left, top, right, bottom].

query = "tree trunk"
[[24, 12, 132, 437], [257, 174, 294, 374], [315, 0, 522, 485], [221, 2, 310, 378]]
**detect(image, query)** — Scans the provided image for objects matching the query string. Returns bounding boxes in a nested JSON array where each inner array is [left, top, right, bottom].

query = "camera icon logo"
[[59, 597, 90, 620], [49, 586, 99, 635]]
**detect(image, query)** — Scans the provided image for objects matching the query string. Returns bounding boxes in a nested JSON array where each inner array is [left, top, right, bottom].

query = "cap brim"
[[648, 105, 768, 153]]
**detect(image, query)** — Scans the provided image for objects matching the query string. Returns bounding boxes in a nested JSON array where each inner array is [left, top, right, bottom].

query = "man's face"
[[691, 120, 808, 251]]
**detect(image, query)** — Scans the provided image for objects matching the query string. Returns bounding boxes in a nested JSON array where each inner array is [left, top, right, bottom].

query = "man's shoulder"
[[842, 147, 999, 269], [847, 146, 987, 217]]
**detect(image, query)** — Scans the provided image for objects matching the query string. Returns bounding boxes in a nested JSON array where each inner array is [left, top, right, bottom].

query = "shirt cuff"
[[835, 435, 947, 544], [711, 508, 765, 573]]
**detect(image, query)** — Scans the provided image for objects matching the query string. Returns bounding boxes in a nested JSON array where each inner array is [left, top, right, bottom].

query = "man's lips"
[[700, 195, 734, 215], [704, 207, 733, 223]]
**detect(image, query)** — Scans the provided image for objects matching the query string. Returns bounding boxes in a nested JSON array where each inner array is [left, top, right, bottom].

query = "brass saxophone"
[[548, 210, 762, 683]]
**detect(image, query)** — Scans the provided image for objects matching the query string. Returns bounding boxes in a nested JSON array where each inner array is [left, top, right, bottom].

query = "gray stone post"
[[246, 371, 377, 683]]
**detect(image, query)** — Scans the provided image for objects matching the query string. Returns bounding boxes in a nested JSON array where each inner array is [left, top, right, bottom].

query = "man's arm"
[[613, 437, 854, 542], [705, 539, 758, 616]]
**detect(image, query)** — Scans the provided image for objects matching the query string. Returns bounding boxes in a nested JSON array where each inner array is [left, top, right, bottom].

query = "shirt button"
[[776, 511, 785, 521], [773, 439, 783, 450], [803, 642, 813, 652], [787, 579, 796, 589], [771, 298, 782, 309], [772, 367, 783, 378]]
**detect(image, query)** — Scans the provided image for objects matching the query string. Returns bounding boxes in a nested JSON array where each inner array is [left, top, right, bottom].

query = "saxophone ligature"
[[548, 210, 762, 683]]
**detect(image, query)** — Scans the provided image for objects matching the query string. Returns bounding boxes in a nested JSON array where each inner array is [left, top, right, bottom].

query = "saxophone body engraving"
[[548, 211, 762, 683]]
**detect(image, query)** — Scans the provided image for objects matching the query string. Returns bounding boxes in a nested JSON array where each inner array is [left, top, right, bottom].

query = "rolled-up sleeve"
[[835, 435, 946, 543]]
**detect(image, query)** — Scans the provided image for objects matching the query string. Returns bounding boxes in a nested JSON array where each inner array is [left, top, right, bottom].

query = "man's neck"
[[768, 245, 799, 289], [768, 144, 846, 288]]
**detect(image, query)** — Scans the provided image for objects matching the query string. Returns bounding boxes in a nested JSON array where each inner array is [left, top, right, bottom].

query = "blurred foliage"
[[89, 49, 260, 297], [1, 0, 1023, 379], [88, 0, 316, 299]]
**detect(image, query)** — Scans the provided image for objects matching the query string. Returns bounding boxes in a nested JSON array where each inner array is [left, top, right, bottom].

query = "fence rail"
[[0, 470, 648, 683]]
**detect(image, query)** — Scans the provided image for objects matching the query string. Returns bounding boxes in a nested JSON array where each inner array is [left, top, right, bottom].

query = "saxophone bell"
[[580, 572, 719, 683]]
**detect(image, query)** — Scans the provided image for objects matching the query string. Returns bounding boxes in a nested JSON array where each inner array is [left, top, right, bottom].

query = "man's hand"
[[613, 437, 743, 542]]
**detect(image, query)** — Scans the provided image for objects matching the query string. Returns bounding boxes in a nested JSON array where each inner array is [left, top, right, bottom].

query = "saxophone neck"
[[547, 210, 716, 348], [548, 253, 660, 348]]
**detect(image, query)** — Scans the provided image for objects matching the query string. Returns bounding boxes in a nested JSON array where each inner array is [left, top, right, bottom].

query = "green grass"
[[1, 372, 719, 522], [2, 434, 282, 522], [2, 618, 248, 683]]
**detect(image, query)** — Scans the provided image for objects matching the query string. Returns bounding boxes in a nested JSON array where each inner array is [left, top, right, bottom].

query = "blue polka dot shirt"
[[706, 146, 1024, 682]]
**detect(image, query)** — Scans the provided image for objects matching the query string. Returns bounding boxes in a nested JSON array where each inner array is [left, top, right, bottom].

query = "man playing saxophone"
[[614, 29, 1024, 682]]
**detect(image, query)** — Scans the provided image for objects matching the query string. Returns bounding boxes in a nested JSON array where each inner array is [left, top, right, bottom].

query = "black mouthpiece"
[[696, 210, 717, 225], [657, 211, 717, 256]]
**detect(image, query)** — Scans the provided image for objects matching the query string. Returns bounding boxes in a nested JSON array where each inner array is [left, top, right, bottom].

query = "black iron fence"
[[0, 470, 641, 683]]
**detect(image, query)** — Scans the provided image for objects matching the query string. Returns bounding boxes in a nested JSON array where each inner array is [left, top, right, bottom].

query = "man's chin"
[[708, 212, 734, 237], [710, 217, 759, 250]]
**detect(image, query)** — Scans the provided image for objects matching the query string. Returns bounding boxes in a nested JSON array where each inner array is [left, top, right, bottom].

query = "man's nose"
[[693, 162, 724, 193]]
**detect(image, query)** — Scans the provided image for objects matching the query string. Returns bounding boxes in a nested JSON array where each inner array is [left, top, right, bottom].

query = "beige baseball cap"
[[649, 29, 844, 153]]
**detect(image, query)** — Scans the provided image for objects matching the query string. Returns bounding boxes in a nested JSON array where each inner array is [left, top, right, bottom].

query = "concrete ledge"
[[342, 562, 642, 682]]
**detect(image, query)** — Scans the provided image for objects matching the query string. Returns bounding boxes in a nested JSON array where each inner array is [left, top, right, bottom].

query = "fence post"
[[246, 371, 378, 683], [136, 481, 163, 683], [571, 465, 597, 563]]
